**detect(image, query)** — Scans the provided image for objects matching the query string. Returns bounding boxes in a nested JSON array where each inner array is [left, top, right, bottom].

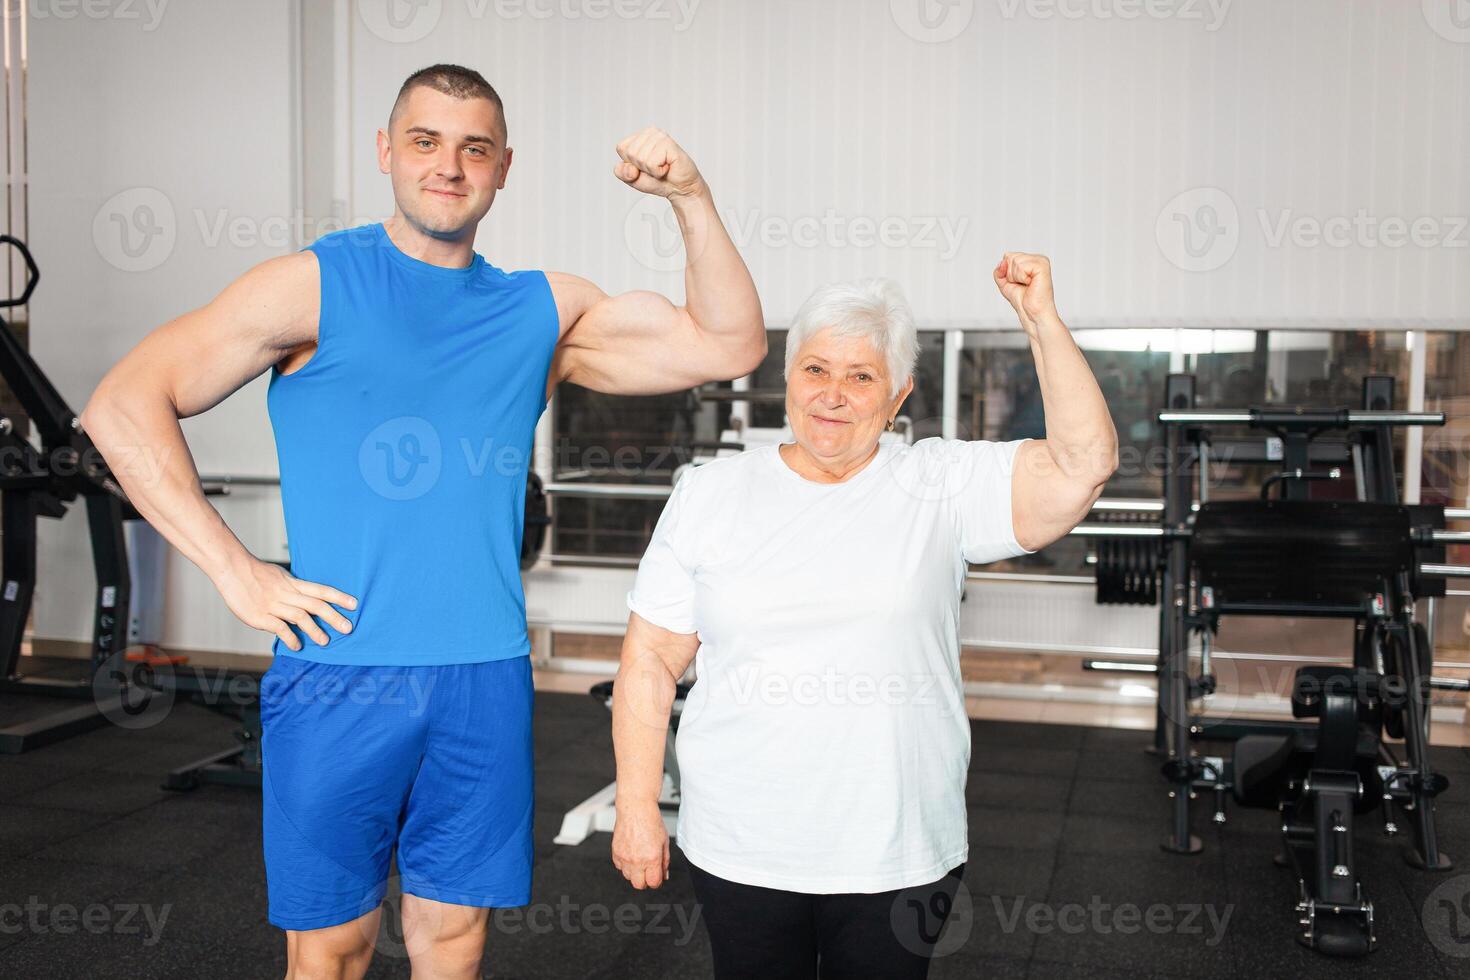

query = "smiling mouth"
[[813, 416, 849, 425], [426, 189, 463, 198]]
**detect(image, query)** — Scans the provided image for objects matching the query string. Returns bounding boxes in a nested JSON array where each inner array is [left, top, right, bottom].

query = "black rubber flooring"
[[1, 688, 1468, 978]]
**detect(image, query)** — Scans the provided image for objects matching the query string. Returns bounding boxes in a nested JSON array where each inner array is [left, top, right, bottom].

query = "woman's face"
[[785, 328, 913, 469]]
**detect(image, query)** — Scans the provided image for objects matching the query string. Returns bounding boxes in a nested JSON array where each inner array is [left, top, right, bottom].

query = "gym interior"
[[3, 2, 1469, 978]]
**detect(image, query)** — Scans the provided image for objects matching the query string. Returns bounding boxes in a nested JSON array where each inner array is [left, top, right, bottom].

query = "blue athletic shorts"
[[258, 652, 535, 931]]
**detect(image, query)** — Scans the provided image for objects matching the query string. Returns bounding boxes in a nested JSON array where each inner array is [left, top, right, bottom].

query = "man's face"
[[378, 86, 512, 239]]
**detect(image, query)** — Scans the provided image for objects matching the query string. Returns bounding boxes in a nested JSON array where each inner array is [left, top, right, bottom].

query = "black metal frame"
[[1147, 373, 1453, 955], [0, 236, 146, 754], [159, 670, 264, 791]]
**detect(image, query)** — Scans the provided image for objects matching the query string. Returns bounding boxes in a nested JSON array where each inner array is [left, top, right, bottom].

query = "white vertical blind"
[[344, 0, 1468, 328]]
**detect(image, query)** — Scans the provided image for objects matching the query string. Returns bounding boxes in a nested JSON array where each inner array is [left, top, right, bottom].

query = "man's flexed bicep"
[[543, 127, 766, 401], [546, 271, 759, 398]]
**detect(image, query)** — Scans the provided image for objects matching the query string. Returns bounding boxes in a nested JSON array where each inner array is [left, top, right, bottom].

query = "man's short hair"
[[389, 64, 506, 139]]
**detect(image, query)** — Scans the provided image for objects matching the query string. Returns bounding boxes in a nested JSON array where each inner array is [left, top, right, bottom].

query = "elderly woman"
[[610, 254, 1117, 978]]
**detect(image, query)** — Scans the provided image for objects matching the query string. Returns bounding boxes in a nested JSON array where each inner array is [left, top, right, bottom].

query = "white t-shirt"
[[625, 436, 1033, 894]]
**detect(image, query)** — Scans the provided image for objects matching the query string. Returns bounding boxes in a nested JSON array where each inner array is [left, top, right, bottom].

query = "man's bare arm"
[[545, 128, 766, 401], [79, 252, 356, 651]]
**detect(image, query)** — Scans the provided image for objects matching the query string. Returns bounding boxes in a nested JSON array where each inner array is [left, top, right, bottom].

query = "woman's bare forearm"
[[612, 644, 678, 810]]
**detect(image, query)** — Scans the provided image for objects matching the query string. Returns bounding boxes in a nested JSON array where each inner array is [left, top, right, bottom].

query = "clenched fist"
[[994, 252, 1059, 331], [613, 127, 705, 200]]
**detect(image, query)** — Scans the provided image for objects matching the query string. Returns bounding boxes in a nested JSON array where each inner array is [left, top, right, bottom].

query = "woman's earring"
[[886, 418, 895, 432]]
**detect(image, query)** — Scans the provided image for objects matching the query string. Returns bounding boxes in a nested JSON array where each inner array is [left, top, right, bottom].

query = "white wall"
[[30, 0, 299, 653], [25, 0, 1470, 655]]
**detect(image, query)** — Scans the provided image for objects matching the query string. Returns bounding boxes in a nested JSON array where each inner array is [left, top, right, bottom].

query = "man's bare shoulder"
[[544, 271, 605, 340], [219, 250, 321, 353]]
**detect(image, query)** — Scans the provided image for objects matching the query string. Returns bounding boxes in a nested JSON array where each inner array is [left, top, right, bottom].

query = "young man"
[[80, 64, 764, 979]]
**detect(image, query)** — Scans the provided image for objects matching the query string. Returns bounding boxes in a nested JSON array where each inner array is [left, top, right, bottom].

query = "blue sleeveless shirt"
[[266, 222, 559, 665]]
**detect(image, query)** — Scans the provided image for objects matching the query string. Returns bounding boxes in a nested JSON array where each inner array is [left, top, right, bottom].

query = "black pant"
[[686, 859, 966, 980]]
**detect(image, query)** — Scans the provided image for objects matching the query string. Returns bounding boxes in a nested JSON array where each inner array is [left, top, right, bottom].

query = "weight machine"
[[0, 236, 146, 754], [1084, 373, 1462, 956]]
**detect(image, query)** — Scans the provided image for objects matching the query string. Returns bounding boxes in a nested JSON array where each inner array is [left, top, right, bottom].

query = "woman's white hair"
[[783, 278, 920, 399]]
